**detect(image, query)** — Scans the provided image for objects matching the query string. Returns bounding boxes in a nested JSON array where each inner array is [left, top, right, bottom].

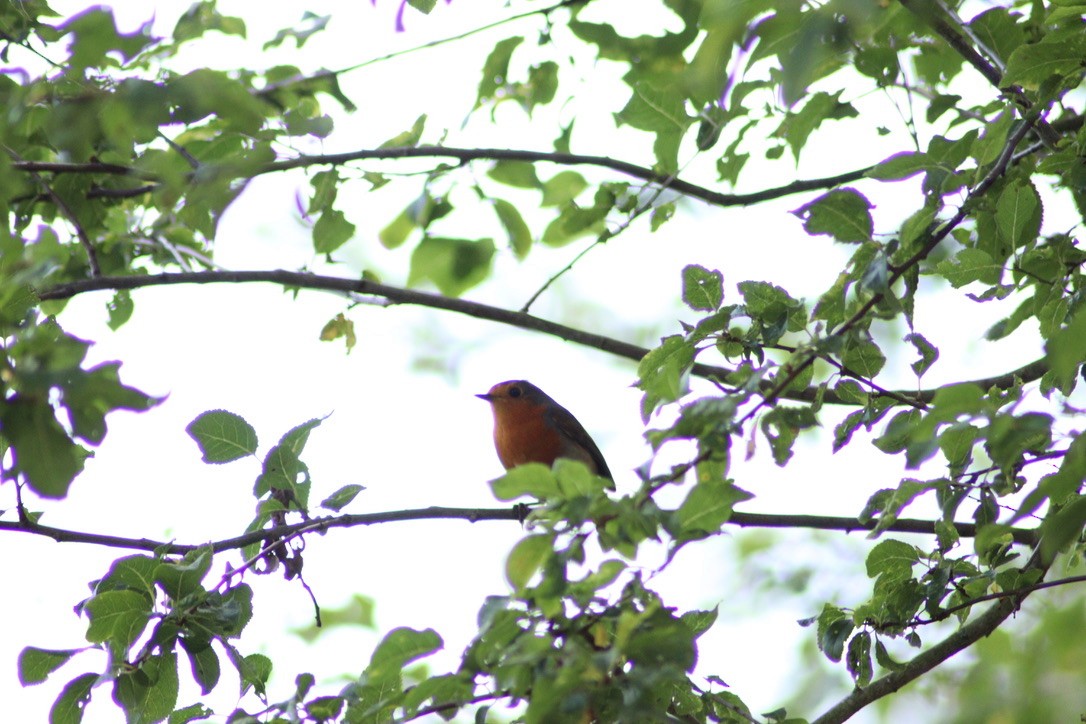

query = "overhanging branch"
[[36, 270, 1051, 406], [14, 148, 872, 209]]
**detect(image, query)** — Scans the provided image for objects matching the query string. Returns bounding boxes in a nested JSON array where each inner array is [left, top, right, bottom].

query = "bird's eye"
[[508, 386, 522, 398]]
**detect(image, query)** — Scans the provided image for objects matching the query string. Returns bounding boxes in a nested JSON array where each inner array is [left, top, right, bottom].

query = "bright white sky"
[[4, 2, 1077, 722]]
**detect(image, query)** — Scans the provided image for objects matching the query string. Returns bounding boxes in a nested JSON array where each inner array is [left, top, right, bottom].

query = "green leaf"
[[306, 696, 344, 722], [312, 207, 356, 254], [625, 608, 698, 672], [904, 333, 939, 377], [320, 483, 365, 512], [682, 264, 724, 311], [1, 396, 88, 499], [238, 653, 272, 698], [873, 410, 922, 455], [553, 458, 609, 496], [113, 651, 179, 724], [61, 362, 164, 445], [107, 290, 133, 330], [377, 113, 426, 149], [833, 409, 866, 452], [867, 152, 929, 181], [155, 547, 212, 601], [492, 199, 532, 258], [987, 411, 1052, 476], [681, 608, 719, 639], [408, 237, 495, 297], [794, 188, 873, 243], [205, 585, 253, 638], [85, 590, 151, 652], [319, 312, 356, 352], [18, 647, 80, 686], [59, 7, 154, 71], [1013, 432, 1086, 524], [280, 415, 325, 455], [186, 410, 258, 464], [1002, 34, 1086, 89], [615, 82, 691, 134], [674, 479, 752, 535], [489, 463, 559, 501], [1045, 305, 1086, 392], [365, 627, 442, 685], [487, 160, 541, 189], [816, 605, 852, 662], [637, 336, 694, 421], [846, 631, 873, 686], [841, 337, 886, 378], [506, 534, 554, 591], [995, 180, 1042, 249], [935, 248, 1001, 288], [169, 703, 214, 724], [761, 406, 817, 466], [1041, 495, 1086, 563], [540, 170, 587, 207], [477, 37, 523, 106], [738, 280, 804, 327], [973, 109, 1015, 166], [260, 13, 328, 49], [402, 673, 474, 715], [96, 554, 159, 600], [255, 442, 303, 497], [777, 91, 857, 159], [179, 636, 220, 696], [938, 419, 978, 468], [168, 68, 266, 133], [50, 672, 97, 724], [379, 206, 416, 249], [866, 539, 918, 581]]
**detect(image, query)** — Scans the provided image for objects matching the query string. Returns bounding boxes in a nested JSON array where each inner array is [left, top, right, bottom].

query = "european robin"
[[477, 380, 614, 489]]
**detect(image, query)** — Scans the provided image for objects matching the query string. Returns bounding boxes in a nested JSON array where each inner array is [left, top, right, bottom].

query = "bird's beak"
[[476, 393, 494, 401]]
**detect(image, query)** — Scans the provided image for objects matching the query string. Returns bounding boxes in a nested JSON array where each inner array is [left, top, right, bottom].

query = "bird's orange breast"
[[492, 402, 565, 469]]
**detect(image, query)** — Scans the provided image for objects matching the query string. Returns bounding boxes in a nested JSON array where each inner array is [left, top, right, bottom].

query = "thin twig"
[[7, 149, 101, 276], [917, 571, 1086, 624], [520, 172, 680, 312], [257, 0, 584, 99]]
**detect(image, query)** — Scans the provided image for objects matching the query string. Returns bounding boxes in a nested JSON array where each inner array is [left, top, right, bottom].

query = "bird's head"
[[476, 380, 550, 408]]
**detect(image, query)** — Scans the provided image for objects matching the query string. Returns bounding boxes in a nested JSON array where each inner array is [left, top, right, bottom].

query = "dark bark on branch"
[[897, 0, 1062, 147], [36, 270, 1051, 406], [0, 506, 1037, 555], [263, 147, 872, 208], [15, 148, 872, 209]]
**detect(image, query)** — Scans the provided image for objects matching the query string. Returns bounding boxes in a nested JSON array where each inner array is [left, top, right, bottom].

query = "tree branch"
[[35, 270, 1051, 406], [275, 147, 874, 208], [897, 0, 1061, 147], [813, 548, 1049, 724], [744, 98, 1044, 423], [14, 149, 871, 210], [8, 151, 102, 276], [728, 511, 1037, 546], [0, 505, 1038, 555]]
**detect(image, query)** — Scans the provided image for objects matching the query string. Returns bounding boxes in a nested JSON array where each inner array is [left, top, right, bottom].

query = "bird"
[[477, 380, 614, 489]]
